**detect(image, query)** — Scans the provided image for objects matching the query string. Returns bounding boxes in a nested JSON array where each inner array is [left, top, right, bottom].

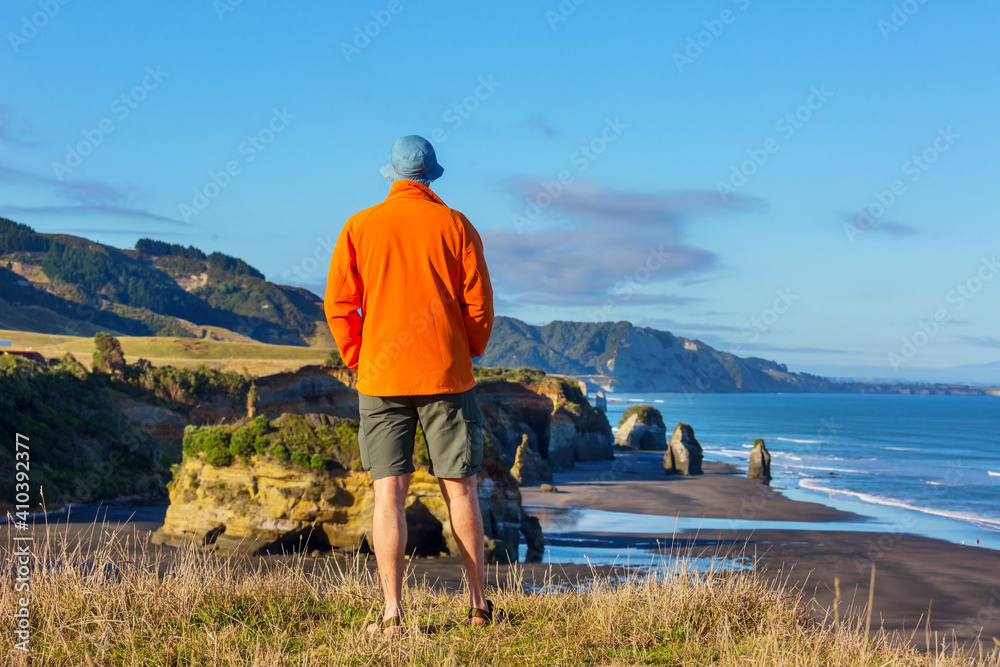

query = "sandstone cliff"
[[191, 363, 357, 424], [151, 413, 531, 562], [473, 369, 614, 471]]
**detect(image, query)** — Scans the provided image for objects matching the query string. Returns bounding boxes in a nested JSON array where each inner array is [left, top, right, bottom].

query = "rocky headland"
[[150, 413, 533, 562], [150, 365, 613, 562]]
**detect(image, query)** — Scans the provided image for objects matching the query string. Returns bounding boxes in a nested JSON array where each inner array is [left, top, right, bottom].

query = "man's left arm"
[[458, 215, 494, 357]]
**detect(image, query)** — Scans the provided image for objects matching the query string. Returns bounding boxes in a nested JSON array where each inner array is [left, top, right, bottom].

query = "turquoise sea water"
[[600, 393, 1000, 547]]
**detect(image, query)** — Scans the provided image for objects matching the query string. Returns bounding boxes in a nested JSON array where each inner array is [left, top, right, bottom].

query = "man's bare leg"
[[368, 473, 410, 634], [438, 476, 489, 623]]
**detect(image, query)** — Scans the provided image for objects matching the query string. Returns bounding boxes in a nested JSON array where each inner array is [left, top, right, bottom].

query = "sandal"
[[366, 615, 403, 635], [467, 600, 502, 625]]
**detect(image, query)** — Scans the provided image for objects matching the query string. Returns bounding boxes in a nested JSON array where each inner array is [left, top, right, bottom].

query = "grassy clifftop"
[[2, 529, 992, 665]]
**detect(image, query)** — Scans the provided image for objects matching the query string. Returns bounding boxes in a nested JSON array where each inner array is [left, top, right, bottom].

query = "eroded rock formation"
[[664, 422, 704, 476], [475, 375, 613, 471], [614, 405, 667, 451], [509, 434, 554, 486], [520, 512, 544, 563], [748, 438, 772, 484]]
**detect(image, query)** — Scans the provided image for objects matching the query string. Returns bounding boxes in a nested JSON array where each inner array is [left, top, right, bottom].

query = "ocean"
[[600, 392, 1000, 549]]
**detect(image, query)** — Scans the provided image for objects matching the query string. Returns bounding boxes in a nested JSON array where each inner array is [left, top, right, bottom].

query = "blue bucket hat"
[[380, 135, 444, 185]]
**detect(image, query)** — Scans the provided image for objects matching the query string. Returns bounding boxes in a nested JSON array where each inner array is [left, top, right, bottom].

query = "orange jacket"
[[324, 180, 494, 396]]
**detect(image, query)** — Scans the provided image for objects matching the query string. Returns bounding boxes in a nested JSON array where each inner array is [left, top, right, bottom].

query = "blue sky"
[[2, 1, 999, 379]]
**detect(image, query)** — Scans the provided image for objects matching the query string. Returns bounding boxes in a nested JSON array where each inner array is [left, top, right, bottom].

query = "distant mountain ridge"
[[476, 317, 995, 395], [2, 220, 993, 394], [0, 218, 331, 345]]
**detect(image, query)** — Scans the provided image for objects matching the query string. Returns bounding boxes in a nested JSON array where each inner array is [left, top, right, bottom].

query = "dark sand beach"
[[520, 458, 858, 522], [12, 452, 999, 654], [521, 452, 1000, 652]]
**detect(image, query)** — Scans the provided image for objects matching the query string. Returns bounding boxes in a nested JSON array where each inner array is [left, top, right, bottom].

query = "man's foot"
[[467, 600, 495, 626], [365, 615, 403, 636]]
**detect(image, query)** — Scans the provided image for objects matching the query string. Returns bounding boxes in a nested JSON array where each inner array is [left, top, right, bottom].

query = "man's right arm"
[[324, 221, 363, 369]]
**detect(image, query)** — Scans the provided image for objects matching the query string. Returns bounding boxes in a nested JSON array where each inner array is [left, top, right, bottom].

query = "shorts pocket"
[[357, 392, 379, 471], [357, 418, 370, 471], [465, 420, 484, 468], [461, 390, 485, 468]]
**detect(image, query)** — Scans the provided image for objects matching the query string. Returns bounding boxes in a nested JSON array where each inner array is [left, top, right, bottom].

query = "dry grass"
[[0, 328, 333, 375], [1, 520, 997, 666]]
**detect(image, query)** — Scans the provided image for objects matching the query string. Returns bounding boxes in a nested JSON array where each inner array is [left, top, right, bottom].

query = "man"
[[324, 135, 495, 633]]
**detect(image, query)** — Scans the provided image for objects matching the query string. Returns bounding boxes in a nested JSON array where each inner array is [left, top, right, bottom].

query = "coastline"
[[522, 452, 1000, 651]]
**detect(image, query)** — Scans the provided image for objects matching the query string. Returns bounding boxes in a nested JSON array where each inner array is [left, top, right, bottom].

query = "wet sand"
[[521, 451, 1000, 652], [520, 454, 860, 522]]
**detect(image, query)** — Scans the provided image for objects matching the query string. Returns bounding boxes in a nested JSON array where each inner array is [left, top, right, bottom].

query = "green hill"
[[0, 218, 327, 345], [475, 316, 992, 395]]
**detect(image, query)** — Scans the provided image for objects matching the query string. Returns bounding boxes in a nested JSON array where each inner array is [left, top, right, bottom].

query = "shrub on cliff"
[[543, 376, 610, 434], [181, 415, 361, 472], [183, 425, 233, 467], [619, 404, 666, 429], [323, 349, 348, 369], [120, 362, 250, 405], [229, 427, 256, 461], [249, 415, 271, 436], [473, 365, 547, 385], [269, 442, 290, 462]]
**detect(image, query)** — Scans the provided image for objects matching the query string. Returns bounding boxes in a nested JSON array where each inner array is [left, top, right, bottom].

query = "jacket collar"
[[385, 179, 446, 206]]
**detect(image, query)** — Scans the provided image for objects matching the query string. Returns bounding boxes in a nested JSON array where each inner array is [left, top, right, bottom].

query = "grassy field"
[[1, 524, 996, 666], [0, 328, 334, 376]]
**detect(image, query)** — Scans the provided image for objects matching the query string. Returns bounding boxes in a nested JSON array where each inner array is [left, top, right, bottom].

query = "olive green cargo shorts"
[[357, 387, 485, 481]]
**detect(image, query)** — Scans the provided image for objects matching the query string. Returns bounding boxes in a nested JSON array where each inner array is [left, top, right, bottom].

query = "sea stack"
[[594, 390, 607, 412], [615, 405, 667, 450], [520, 511, 545, 563], [664, 423, 704, 476], [509, 434, 554, 486], [747, 438, 772, 484]]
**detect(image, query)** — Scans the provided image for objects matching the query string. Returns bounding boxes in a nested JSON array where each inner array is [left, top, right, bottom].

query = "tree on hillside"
[[135, 238, 207, 259], [207, 251, 264, 279], [0, 217, 50, 252], [92, 332, 126, 375]]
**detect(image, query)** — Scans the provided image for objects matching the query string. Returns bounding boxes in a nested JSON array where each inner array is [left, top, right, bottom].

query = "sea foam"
[[799, 478, 1000, 532]]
